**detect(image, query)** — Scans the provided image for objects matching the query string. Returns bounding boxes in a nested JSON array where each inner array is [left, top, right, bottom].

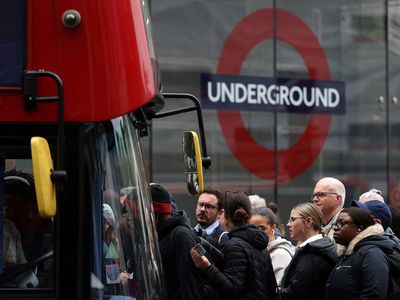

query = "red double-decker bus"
[[0, 1, 207, 299]]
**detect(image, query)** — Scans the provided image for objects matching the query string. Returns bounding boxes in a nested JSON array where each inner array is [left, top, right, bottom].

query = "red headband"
[[153, 202, 172, 214]]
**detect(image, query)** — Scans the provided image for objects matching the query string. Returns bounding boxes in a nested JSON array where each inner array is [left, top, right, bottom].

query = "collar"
[[323, 209, 342, 227], [298, 234, 323, 248], [195, 220, 220, 236], [336, 223, 384, 256]]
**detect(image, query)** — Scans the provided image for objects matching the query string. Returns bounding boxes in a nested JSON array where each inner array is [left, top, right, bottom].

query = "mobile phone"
[[193, 243, 206, 256]]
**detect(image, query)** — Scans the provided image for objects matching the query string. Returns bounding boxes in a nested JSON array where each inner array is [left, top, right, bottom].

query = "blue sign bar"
[[201, 73, 346, 115], [0, 1, 25, 87]]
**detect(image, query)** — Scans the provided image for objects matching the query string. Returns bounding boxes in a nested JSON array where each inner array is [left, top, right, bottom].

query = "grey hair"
[[249, 194, 266, 212], [253, 207, 276, 225], [359, 189, 384, 203]]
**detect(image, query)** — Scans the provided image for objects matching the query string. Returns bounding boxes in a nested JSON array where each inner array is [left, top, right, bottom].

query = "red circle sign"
[[217, 8, 332, 182]]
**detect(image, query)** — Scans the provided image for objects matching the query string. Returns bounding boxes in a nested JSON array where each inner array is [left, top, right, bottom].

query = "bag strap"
[[218, 231, 228, 244]]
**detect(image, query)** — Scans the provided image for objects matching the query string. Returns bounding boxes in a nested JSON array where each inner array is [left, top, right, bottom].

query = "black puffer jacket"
[[325, 224, 391, 299], [157, 211, 203, 300], [203, 224, 277, 300], [280, 237, 337, 300]]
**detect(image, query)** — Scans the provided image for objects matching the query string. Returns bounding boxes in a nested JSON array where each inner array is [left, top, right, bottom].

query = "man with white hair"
[[249, 194, 267, 212], [359, 189, 384, 203], [312, 177, 346, 241], [356, 189, 400, 244]]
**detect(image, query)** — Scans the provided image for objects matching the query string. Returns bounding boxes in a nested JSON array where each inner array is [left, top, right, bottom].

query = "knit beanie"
[[150, 183, 172, 214]]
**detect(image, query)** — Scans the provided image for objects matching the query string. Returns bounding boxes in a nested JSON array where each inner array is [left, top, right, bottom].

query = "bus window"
[[85, 116, 164, 299], [0, 1, 25, 87], [0, 160, 54, 293]]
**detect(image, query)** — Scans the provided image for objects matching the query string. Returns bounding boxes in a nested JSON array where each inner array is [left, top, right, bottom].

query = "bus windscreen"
[[0, 1, 25, 87]]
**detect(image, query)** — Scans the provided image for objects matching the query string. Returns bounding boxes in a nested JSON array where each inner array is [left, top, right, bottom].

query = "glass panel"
[[0, 0, 25, 87], [85, 115, 164, 300], [151, 0, 273, 222], [275, 1, 388, 219], [151, 1, 388, 229], [389, 0, 400, 209], [0, 158, 54, 291]]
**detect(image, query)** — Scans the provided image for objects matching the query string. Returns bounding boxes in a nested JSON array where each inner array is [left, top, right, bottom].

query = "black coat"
[[157, 211, 203, 300], [325, 224, 391, 300], [280, 237, 337, 300], [203, 224, 277, 300]]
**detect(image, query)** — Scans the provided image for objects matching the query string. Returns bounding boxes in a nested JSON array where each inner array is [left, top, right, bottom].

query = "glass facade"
[[149, 1, 400, 225]]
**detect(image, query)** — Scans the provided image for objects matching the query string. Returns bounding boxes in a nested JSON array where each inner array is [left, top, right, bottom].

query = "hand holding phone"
[[192, 243, 206, 256], [190, 243, 211, 269]]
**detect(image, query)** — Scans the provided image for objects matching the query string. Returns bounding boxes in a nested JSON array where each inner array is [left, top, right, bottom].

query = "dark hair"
[[224, 192, 251, 226], [201, 188, 224, 210], [267, 202, 278, 214], [389, 205, 400, 237], [253, 207, 276, 225], [119, 213, 135, 272], [341, 207, 375, 230]]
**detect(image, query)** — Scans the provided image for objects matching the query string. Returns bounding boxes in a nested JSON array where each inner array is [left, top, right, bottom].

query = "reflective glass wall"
[[149, 0, 400, 226]]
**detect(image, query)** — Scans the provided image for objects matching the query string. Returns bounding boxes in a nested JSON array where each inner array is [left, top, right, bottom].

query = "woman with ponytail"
[[279, 202, 337, 300], [190, 191, 278, 300]]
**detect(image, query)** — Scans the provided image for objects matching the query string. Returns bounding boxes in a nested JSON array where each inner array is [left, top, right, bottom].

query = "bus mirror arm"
[[23, 71, 66, 173], [51, 170, 68, 183], [153, 93, 211, 169]]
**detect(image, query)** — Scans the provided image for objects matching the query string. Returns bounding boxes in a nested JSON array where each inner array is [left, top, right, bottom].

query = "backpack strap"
[[218, 231, 228, 244]]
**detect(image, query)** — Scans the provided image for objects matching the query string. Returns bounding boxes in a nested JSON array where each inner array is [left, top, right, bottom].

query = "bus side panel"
[[0, 0, 157, 122]]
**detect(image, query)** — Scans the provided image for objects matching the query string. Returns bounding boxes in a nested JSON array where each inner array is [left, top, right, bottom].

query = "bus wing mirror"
[[31, 137, 57, 218], [182, 131, 204, 195]]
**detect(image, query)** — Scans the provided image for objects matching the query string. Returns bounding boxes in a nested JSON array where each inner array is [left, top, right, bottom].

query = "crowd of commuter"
[[5, 171, 399, 299], [150, 177, 400, 300]]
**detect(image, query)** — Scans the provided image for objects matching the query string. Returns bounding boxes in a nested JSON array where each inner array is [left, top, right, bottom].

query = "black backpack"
[[352, 243, 400, 300]]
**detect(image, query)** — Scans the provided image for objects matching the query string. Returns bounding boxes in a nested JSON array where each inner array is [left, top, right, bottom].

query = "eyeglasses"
[[196, 202, 218, 210], [332, 220, 354, 230], [288, 216, 304, 223], [311, 191, 338, 200]]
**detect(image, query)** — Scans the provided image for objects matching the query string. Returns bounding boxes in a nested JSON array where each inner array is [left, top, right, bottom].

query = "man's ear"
[[218, 208, 224, 217], [336, 195, 343, 207]]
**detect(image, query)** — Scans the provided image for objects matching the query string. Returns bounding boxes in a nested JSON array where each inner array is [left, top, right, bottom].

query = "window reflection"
[[86, 116, 163, 299]]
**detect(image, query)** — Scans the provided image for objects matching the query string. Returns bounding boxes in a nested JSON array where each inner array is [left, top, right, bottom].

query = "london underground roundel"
[[217, 8, 331, 182]]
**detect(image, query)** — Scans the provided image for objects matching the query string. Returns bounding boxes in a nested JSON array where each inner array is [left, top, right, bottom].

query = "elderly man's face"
[[312, 180, 341, 216]]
